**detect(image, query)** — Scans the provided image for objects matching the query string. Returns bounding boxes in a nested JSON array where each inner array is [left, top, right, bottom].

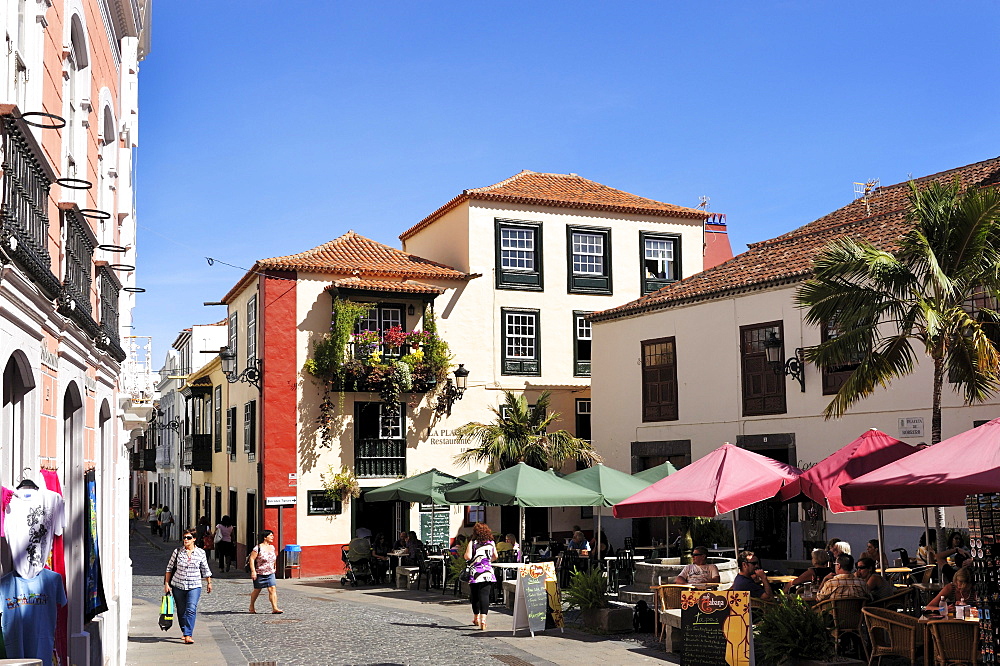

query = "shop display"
[[0, 569, 68, 666], [966, 493, 998, 661], [2, 483, 65, 578]]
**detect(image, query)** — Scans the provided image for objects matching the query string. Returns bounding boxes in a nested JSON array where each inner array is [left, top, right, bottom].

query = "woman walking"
[[164, 528, 213, 644], [248, 529, 283, 614], [464, 522, 497, 631], [215, 515, 236, 572]]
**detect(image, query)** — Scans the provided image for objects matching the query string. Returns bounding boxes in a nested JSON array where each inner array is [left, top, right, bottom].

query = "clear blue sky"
[[134, 1, 1000, 363]]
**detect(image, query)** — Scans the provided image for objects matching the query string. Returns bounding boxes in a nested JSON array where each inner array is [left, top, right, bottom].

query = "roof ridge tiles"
[[591, 154, 1000, 323]]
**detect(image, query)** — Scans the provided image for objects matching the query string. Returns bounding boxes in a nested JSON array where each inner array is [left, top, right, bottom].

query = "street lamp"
[[435, 364, 470, 416], [149, 408, 180, 432], [220, 345, 262, 390], [763, 331, 806, 392]]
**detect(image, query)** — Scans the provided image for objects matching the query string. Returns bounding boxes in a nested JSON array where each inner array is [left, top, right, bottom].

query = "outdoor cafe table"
[[884, 567, 912, 584], [493, 562, 521, 581], [917, 613, 980, 666], [387, 549, 407, 588], [767, 574, 797, 585], [427, 554, 449, 588]]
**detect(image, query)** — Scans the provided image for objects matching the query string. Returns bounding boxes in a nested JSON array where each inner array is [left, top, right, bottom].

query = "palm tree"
[[797, 179, 1000, 445], [453, 390, 602, 471]]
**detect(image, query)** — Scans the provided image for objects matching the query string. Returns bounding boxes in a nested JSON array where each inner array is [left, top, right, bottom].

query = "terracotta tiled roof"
[[325, 278, 445, 295], [259, 231, 472, 279], [591, 156, 1000, 322], [221, 231, 475, 303], [400, 171, 709, 241]]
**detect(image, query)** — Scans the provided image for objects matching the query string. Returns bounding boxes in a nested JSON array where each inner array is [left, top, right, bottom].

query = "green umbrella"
[[364, 469, 462, 505], [632, 461, 679, 555], [633, 461, 678, 483], [564, 464, 652, 558], [457, 470, 489, 484], [444, 462, 603, 545]]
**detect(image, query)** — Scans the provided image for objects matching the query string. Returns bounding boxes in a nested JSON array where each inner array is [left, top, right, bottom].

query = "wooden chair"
[[651, 584, 693, 643], [928, 619, 979, 665], [862, 607, 922, 665], [814, 597, 866, 659], [864, 587, 916, 614]]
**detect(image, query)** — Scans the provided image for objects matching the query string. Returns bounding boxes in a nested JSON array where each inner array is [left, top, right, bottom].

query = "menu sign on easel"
[[512, 562, 564, 636], [680, 590, 753, 666]]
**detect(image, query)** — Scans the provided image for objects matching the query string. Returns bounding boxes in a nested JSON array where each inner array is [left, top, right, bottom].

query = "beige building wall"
[[592, 282, 981, 551]]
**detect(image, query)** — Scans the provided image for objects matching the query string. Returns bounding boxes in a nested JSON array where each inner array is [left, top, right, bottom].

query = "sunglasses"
[[693, 552, 707, 557], [182, 535, 195, 540], [748, 561, 761, 566]]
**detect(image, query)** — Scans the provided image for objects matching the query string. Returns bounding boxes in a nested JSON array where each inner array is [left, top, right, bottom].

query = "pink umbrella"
[[841, 417, 1000, 508], [776, 428, 920, 575], [777, 428, 919, 512], [613, 443, 801, 549]]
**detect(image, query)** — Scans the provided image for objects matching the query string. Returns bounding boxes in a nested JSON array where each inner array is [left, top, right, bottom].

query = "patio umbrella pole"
[[876, 510, 886, 576], [730, 512, 739, 556], [520, 506, 525, 553], [597, 508, 602, 563]]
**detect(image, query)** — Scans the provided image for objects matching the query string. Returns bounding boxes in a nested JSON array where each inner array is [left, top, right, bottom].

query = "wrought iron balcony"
[[97, 264, 125, 362], [142, 447, 156, 472], [355, 438, 406, 478], [183, 434, 213, 471], [0, 108, 60, 298]]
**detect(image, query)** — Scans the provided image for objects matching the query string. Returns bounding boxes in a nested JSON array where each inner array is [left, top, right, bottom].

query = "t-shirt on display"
[[2, 487, 65, 579], [0, 569, 68, 666]]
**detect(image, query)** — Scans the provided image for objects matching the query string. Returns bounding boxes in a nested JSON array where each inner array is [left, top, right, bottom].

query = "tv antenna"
[[853, 179, 880, 216], [697, 195, 710, 210]]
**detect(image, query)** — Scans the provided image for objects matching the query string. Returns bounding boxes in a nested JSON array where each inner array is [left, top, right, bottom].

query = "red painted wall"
[[260, 271, 299, 549]]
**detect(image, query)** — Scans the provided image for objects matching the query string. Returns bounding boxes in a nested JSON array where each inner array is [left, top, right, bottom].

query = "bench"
[[502, 580, 517, 609], [395, 566, 420, 589]]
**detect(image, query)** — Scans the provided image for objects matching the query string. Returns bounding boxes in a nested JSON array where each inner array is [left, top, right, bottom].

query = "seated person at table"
[[783, 548, 833, 593], [392, 531, 409, 551], [937, 531, 971, 583], [590, 530, 612, 560], [675, 546, 721, 586], [825, 537, 842, 565], [926, 566, 976, 610], [865, 539, 889, 570], [815, 554, 867, 601], [916, 529, 937, 583], [856, 556, 895, 601], [403, 530, 422, 565], [370, 533, 390, 582], [504, 534, 522, 563], [729, 551, 773, 600], [566, 531, 590, 556]]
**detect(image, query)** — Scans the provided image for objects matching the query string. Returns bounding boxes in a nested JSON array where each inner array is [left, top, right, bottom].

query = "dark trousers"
[[470, 581, 492, 615], [219, 541, 236, 570]]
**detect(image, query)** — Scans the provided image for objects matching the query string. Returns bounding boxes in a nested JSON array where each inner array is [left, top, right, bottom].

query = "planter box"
[[579, 607, 633, 633]]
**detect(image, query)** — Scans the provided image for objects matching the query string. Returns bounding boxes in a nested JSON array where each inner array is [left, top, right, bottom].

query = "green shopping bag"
[[158, 593, 175, 631]]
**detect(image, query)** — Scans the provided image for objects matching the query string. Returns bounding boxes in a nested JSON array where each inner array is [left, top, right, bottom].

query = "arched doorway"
[[2, 350, 36, 486]]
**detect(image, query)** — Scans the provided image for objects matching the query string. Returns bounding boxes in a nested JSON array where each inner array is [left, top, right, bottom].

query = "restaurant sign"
[[898, 417, 924, 438], [512, 562, 565, 637], [681, 590, 752, 666]]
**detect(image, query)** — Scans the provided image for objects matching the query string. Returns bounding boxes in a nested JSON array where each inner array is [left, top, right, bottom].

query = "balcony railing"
[[142, 448, 156, 472], [355, 438, 405, 478], [97, 263, 125, 361], [0, 110, 60, 298], [183, 434, 213, 471]]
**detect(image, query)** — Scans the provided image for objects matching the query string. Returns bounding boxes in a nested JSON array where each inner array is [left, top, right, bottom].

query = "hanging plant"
[[316, 387, 336, 448], [422, 304, 453, 382], [323, 465, 361, 504], [379, 361, 412, 417]]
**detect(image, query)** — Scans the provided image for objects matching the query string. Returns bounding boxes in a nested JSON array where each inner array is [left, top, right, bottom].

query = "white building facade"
[[590, 156, 1000, 558]]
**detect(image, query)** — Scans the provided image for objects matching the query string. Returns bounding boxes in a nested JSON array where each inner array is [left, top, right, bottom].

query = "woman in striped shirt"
[[164, 528, 213, 644]]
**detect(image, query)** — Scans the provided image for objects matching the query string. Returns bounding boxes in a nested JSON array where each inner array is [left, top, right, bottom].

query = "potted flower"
[[323, 465, 361, 504], [753, 594, 861, 665], [562, 568, 633, 633]]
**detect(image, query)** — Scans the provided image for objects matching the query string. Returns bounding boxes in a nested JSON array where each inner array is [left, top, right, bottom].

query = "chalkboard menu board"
[[419, 511, 450, 546], [681, 590, 752, 666], [513, 562, 564, 636]]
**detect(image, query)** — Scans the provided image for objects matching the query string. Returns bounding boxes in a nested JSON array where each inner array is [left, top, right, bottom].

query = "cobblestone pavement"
[[128, 529, 675, 665]]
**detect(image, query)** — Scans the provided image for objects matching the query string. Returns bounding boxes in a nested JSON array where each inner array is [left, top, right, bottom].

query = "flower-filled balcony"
[[306, 300, 453, 411]]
